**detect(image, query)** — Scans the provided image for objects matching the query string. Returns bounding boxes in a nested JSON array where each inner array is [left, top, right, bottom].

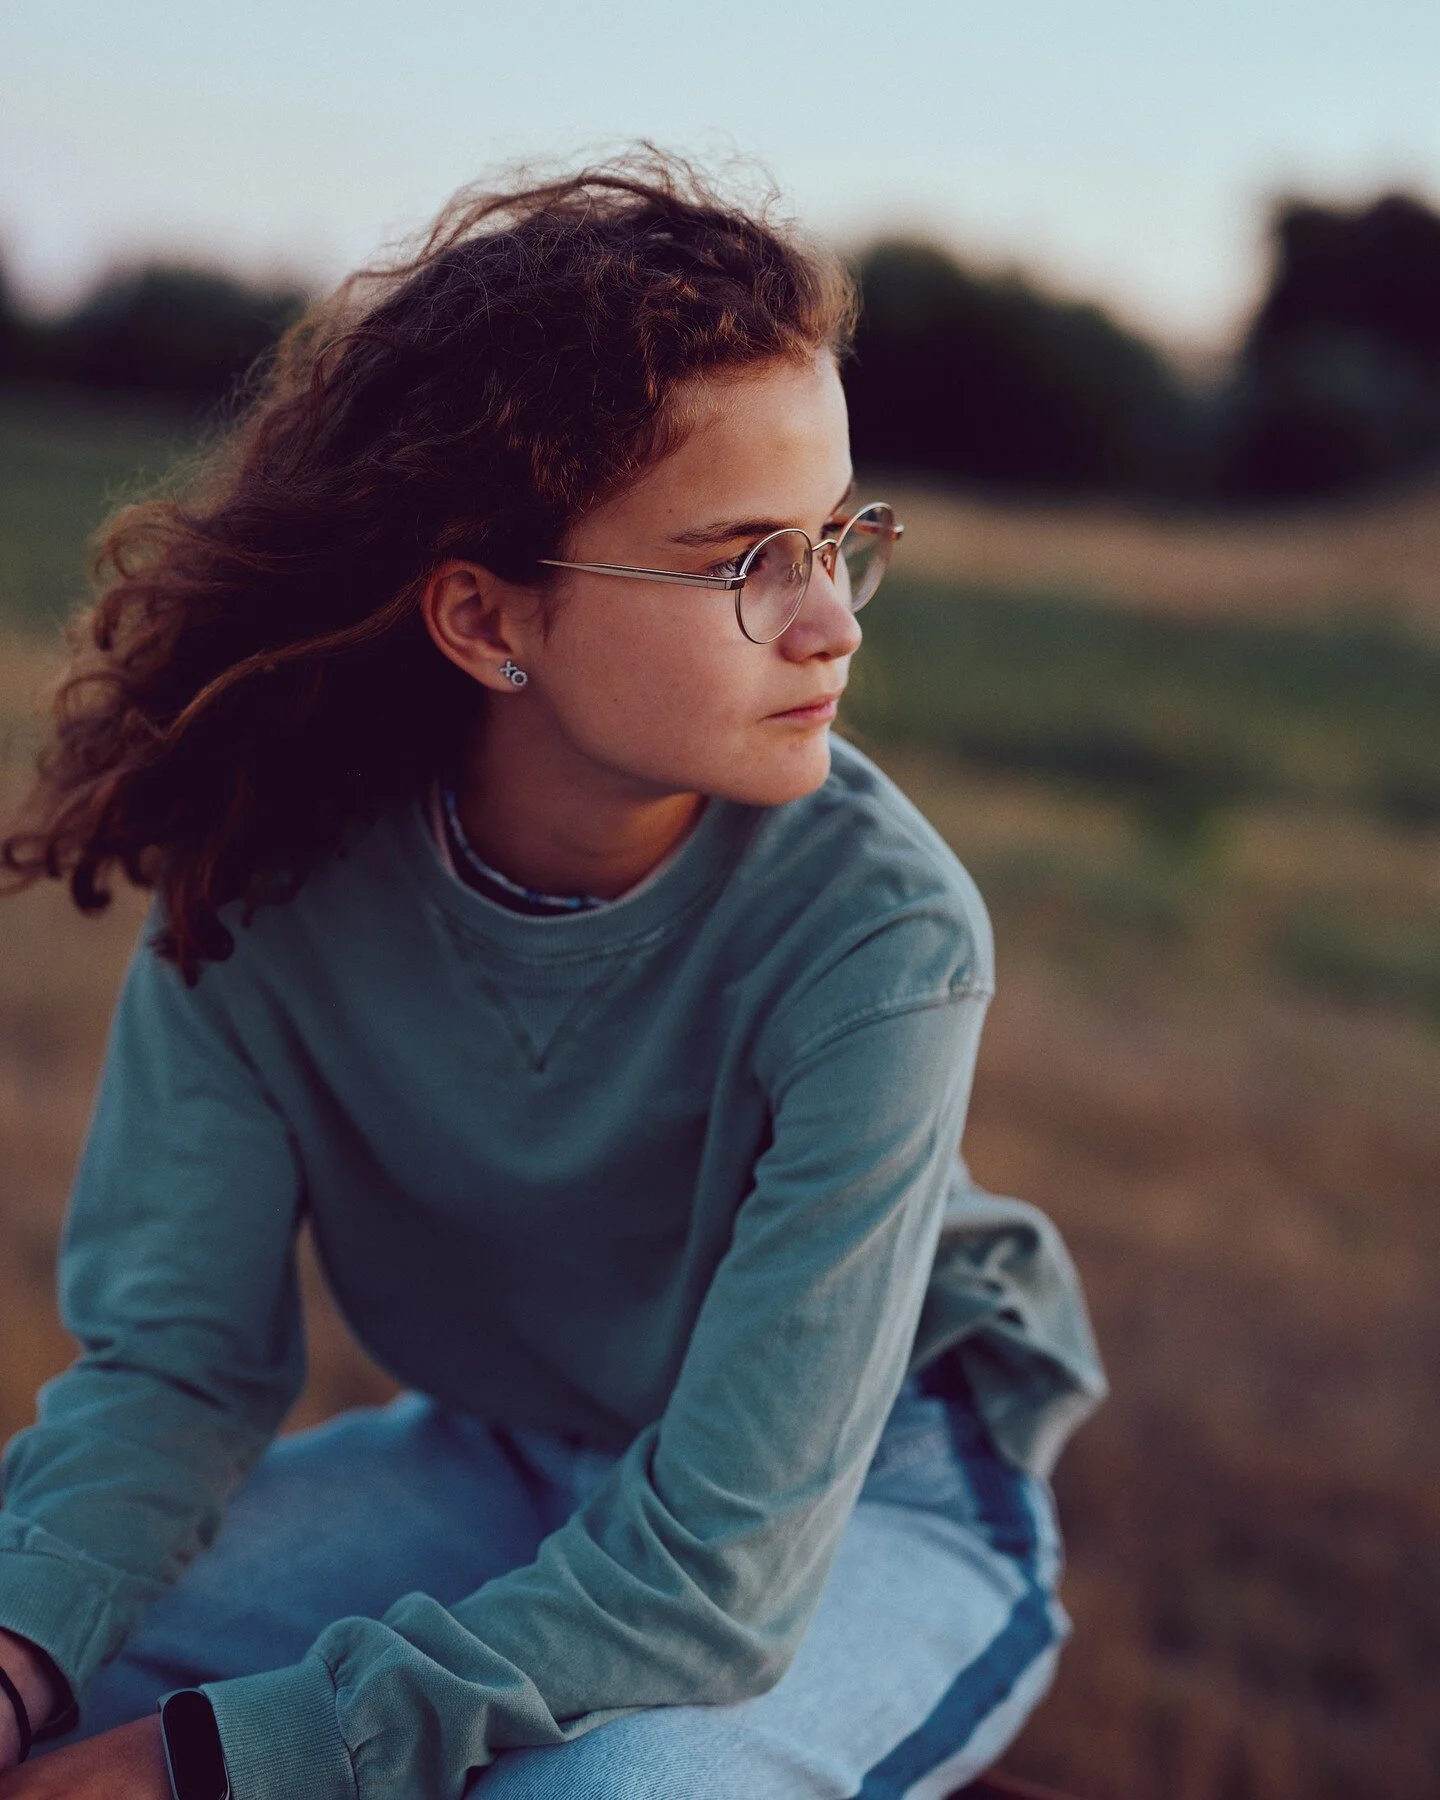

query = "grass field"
[[1, 391, 1437, 1799]]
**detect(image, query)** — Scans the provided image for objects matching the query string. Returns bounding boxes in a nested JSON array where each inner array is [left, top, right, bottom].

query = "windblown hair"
[[1, 151, 854, 981]]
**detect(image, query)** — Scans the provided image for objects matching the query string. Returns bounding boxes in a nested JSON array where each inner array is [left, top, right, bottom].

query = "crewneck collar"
[[394, 783, 762, 960]]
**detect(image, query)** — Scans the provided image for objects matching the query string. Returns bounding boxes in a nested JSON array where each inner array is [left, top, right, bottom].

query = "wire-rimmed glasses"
[[539, 501, 904, 644]]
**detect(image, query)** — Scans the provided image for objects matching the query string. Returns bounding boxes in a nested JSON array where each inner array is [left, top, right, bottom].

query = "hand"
[[0, 1634, 61, 1775], [0, 1717, 170, 1799]]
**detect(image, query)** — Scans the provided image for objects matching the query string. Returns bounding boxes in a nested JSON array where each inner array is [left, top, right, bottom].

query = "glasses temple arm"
[[537, 558, 744, 591]]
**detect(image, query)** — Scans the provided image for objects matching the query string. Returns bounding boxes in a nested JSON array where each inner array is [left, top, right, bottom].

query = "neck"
[[451, 703, 705, 902]]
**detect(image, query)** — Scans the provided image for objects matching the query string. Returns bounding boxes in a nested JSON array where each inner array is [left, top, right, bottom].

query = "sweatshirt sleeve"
[[0, 929, 307, 1732], [200, 962, 992, 1800]]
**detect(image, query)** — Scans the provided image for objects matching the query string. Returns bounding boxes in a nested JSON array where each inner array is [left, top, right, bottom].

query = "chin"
[[714, 733, 834, 808]]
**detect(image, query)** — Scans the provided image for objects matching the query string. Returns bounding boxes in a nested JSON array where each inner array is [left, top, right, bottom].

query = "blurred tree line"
[[845, 189, 1440, 503], [0, 264, 305, 409], [3, 187, 1440, 505]]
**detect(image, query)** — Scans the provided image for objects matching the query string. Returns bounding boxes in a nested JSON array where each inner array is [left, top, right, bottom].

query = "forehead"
[[604, 354, 852, 531], [670, 353, 849, 449]]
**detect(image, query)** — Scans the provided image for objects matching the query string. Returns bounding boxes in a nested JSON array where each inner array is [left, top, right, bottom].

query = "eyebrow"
[[670, 475, 858, 548]]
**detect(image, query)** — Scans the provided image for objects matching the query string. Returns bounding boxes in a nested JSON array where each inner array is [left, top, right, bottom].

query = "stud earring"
[[499, 660, 529, 689]]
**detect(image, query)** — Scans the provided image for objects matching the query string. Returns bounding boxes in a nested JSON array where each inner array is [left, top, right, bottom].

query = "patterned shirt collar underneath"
[[439, 783, 609, 916]]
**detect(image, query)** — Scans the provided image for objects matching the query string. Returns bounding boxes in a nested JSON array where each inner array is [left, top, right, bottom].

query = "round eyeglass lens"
[[738, 529, 812, 643], [836, 503, 898, 612]]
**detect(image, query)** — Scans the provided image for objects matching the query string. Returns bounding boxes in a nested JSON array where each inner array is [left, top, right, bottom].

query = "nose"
[[779, 548, 861, 661]]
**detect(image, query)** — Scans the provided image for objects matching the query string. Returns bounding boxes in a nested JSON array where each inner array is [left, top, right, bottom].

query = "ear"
[[421, 560, 539, 694]]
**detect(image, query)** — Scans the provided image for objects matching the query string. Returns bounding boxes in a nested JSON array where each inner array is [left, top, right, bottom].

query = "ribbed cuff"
[[0, 1543, 114, 1736], [204, 1653, 357, 1800]]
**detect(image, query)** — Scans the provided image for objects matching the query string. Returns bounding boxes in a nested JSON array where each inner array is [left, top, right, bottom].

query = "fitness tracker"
[[158, 1688, 231, 1800]]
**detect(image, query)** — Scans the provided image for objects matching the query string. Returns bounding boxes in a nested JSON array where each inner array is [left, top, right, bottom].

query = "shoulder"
[[148, 799, 434, 1023], [750, 735, 994, 994], [743, 738, 994, 1078]]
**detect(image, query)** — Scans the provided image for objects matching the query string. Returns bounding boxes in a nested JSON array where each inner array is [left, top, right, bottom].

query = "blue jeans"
[[59, 1376, 1067, 1798]]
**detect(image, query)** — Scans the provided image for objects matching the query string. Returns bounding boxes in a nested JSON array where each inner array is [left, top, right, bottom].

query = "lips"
[[769, 691, 843, 720]]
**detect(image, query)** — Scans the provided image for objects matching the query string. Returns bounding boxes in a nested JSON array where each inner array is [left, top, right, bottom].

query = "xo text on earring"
[[499, 660, 529, 688]]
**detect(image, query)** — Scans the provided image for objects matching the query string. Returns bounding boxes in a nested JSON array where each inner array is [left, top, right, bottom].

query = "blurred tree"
[[843, 240, 1200, 495], [19, 265, 307, 406], [0, 254, 26, 378], [1220, 193, 1440, 500]]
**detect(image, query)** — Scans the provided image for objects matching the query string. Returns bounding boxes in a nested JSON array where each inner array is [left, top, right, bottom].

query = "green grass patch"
[[1273, 902, 1440, 1021], [0, 388, 192, 632], [847, 574, 1440, 825]]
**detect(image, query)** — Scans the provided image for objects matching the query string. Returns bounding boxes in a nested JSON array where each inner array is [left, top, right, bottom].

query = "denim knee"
[[471, 1710, 762, 1800]]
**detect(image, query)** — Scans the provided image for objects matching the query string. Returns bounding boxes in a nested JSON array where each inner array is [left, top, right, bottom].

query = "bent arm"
[[202, 985, 989, 1800], [0, 935, 307, 1733]]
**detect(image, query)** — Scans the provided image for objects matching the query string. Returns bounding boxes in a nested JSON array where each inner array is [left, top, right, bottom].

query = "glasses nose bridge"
[[813, 537, 841, 579]]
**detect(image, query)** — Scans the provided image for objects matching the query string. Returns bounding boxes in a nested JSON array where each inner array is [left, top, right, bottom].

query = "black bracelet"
[[0, 1660, 33, 1765], [158, 1689, 231, 1800]]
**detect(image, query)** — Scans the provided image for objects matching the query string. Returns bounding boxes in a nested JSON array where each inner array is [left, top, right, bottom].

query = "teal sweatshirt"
[[0, 737, 1104, 1800]]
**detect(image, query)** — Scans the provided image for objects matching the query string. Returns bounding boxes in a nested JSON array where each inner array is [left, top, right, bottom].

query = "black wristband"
[[159, 1688, 231, 1800], [0, 1661, 33, 1765]]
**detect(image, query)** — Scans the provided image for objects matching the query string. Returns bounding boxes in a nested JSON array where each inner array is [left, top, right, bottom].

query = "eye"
[[704, 553, 747, 580]]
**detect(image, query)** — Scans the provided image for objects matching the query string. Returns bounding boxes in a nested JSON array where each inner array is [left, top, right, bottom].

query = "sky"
[[3, 0, 1439, 349]]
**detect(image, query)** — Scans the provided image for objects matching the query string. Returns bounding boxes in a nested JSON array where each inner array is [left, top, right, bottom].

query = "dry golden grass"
[[969, 968, 1440, 1800], [881, 475, 1440, 641]]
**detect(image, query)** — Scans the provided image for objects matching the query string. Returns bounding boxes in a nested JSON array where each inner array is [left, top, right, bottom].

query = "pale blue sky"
[[3, 0, 1438, 345]]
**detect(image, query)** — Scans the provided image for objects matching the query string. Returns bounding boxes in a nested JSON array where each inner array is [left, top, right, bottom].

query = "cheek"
[[644, 620, 758, 721], [545, 600, 760, 757]]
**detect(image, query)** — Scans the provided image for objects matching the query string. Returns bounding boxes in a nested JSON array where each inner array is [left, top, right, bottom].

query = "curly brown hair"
[[0, 151, 855, 982]]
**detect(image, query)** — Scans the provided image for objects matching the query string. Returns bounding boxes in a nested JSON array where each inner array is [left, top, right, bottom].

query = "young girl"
[[0, 156, 1103, 1800]]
